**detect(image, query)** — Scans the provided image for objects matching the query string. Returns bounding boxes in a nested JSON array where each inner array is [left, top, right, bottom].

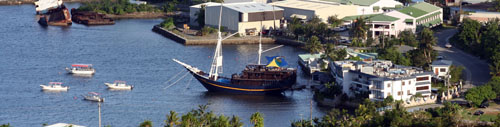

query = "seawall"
[[152, 25, 278, 45]]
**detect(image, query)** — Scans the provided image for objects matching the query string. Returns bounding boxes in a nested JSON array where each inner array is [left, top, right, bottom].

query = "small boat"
[[83, 92, 104, 102], [40, 82, 69, 91], [66, 64, 95, 75], [105, 80, 133, 90]]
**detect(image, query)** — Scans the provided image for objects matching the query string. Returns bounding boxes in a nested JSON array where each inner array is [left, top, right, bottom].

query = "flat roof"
[[220, 2, 284, 13], [270, 0, 350, 11]]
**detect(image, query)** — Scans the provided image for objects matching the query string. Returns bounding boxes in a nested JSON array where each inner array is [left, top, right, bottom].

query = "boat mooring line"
[[163, 72, 189, 89], [163, 70, 185, 85], [183, 76, 194, 92]]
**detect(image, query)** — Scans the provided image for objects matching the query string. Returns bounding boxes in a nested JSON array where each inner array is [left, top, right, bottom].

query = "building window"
[[387, 83, 391, 88], [409, 80, 411, 85], [440, 68, 446, 72], [416, 86, 429, 91], [398, 91, 402, 95], [387, 92, 391, 96], [407, 90, 411, 95], [416, 76, 429, 81], [402, 81, 405, 86]]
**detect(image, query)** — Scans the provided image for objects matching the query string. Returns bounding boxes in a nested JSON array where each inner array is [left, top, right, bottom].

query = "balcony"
[[352, 78, 371, 86]]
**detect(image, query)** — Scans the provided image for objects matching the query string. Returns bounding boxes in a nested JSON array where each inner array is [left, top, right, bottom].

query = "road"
[[433, 28, 491, 87]]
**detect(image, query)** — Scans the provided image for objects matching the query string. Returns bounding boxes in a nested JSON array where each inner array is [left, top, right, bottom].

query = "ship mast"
[[257, 19, 263, 65], [209, 3, 224, 80]]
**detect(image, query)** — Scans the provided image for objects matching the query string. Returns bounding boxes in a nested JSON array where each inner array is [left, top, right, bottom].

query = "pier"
[[153, 25, 286, 45]]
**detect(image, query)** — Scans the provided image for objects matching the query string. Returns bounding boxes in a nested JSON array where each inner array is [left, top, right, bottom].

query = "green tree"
[[491, 52, 500, 77], [327, 15, 342, 28], [229, 115, 243, 127], [377, 47, 411, 66], [139, 120, 153, 127], [0, 123, 10, 127], [250, 112, 264, 127], [486, 76, 500, 95], [490, 0, 500, 12], [417, 28, 437, 64], [458, 19, 481, 50], [160, 18, 175, 30], [449, 65, 464, 84], [195, 4, 206, 27], [349, 17, 369, 41], [465, 85, 497, 106], [398, 30, 418, 47], [305, 36, 323, 54], [165, 111, 180, 127]]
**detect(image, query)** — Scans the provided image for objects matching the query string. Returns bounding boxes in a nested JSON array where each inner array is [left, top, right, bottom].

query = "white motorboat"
[[40, 82, 69, 91], [66, 64, 95, 75], [105, 80, 133, 90], [83, 92, 104, 102]]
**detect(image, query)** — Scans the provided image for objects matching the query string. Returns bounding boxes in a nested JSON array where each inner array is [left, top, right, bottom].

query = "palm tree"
[[181, 112, 198, 127], [194, 4, 206, 27], [418, 28, 437, 64], [139, 120, 153, 127], [322, 43, 337, 60], [489, 63, 500, 77], [211, 115, 230, 127], [305, 36, 323, 54], [250, 112, 264, 127], [349, 17, 369, 41], [165, 111, 180, 127], [229, 115, 244, 127]]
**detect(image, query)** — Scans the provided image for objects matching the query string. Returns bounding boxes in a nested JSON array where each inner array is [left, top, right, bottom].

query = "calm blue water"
[[0, 3, 326, 127]]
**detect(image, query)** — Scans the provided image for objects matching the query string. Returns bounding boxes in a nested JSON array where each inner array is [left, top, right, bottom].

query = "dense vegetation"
[[451, 18, 500, 107], [78, 0, 160, 15], [291, 99, 497, 127]]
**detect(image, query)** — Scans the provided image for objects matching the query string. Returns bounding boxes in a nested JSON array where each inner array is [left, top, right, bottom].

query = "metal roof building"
[[205, 2, 284, 35]]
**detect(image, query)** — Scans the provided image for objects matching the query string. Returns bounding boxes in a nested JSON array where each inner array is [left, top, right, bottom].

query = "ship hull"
[[189, 70, 296, 95]]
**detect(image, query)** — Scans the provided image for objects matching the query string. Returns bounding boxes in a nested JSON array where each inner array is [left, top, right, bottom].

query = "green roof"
[[416, 11, 441, 22], [368, 14, 399, 22], [405, 19, 413, 23], [398, 2, 441, 18], [411, 2, 441, 13], [421, 18, 441, 27], [341, 14, 378, 21], [348, 0, 379, 6], [398, 7, 428, 18]]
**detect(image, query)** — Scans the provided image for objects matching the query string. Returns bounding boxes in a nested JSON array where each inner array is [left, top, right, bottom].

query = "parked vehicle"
[[445, 43, 452, 48], [480, 101, 489, 108], [473, 110, 484, 115], [333, 26, 347, 32]]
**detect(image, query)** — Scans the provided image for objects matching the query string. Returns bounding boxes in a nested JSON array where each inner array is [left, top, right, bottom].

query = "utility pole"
[[310, 99, 312, 125], [98, 103, 101, 127]]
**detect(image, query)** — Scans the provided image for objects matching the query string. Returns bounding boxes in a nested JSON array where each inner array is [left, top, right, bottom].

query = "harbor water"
[[0, 3, 327, 127]]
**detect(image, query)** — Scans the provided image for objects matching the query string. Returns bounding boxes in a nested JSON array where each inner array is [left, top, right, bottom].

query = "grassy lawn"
[[461, 108, 498, 122]]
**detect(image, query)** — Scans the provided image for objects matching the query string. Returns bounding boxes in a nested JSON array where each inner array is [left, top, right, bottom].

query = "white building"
[[205, 2, 284, 36], [342, 2, 443, 38], [431, 59, 452, 79], [329, 60, 434, 101], [189, 2, 220, 26], [270, 0, 402, 22]]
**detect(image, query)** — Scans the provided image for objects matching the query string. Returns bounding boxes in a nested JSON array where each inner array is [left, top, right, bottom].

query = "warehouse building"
[[205, 2, 284, 36], [269, 0, 402, 22]]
